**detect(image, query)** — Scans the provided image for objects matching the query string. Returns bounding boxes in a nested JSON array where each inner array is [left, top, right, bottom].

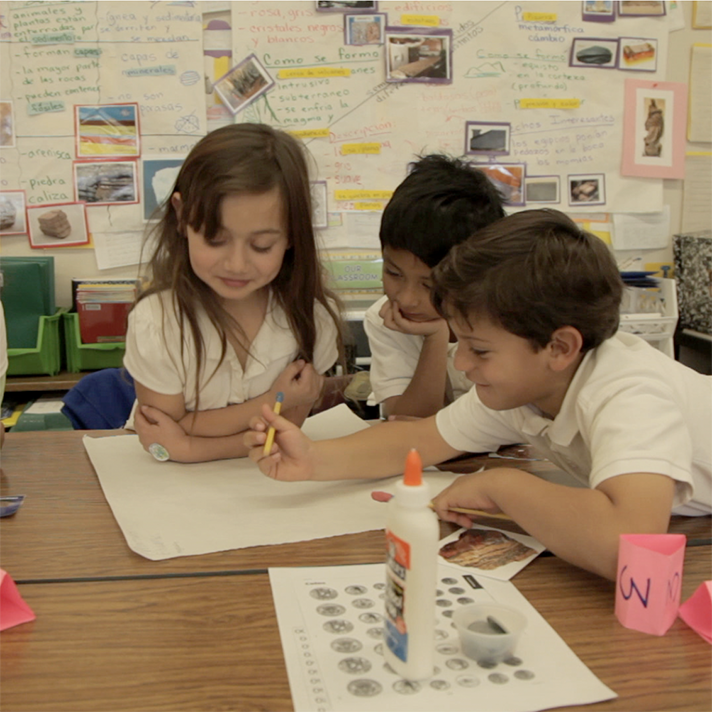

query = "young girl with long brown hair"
[[124, 123, 345, 462]]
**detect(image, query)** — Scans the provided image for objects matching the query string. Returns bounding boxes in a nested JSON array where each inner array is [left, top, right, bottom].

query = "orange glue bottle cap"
[[403, 449, 423, 487]]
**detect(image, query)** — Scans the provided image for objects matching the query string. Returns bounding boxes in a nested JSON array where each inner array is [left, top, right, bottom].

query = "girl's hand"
[[135, 404, 189, 462], [245, 404, 317, 481], [431, 471, 503, 529], [273, 360, 324, 410], [379, 299, 449, 339]]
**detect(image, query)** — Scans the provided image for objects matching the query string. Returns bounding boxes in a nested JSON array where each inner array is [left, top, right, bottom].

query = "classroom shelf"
[[5, 371, 85, 393]]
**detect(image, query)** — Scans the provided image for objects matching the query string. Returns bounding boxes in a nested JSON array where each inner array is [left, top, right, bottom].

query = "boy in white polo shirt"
[[364, 154, 505, 418], [246, 209, 711, 580]]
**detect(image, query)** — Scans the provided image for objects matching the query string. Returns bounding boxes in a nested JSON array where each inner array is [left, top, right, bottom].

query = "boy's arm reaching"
[[431, 469, 675, 580], [246, 405, 463, 481]]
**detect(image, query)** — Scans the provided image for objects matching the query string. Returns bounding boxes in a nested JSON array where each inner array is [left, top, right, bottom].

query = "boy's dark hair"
[[379, 154, 506, 267], [431, 209, 624, 353]]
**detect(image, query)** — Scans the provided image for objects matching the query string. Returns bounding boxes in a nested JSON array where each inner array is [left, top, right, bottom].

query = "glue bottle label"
[[384, 530, 410, 662]]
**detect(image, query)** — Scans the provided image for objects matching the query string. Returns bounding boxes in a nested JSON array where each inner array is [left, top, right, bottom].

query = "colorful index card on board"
[[615, 534, 686, 636]]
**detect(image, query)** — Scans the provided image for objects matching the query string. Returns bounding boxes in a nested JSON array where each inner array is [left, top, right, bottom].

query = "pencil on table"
[[370, 490, 512, 521], [431, 503, 513, 522]]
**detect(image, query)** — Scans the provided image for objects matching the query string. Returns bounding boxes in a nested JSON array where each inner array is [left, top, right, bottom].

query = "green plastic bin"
[[7, 309, 63, 376], [63, 312, 126, 373]]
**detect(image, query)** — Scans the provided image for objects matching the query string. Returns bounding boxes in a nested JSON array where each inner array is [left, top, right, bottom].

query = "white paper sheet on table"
[[270, 563, 617, 712], [83, 405, 464, 561]]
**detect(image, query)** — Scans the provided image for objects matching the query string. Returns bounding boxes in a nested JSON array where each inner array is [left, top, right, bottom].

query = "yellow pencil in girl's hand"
[[263, 392, 284, 455]]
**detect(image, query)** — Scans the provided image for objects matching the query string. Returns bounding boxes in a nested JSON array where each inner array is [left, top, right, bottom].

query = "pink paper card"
[[0, 568, 36, 631], [678, 581, 712, 644], [621, 78, 688, 179], [615, 534, 686, 636]]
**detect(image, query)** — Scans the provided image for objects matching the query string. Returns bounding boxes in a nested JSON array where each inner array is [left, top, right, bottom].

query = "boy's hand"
[[135, 404, 189, 462], [379, 299, 448, 339], [245, 403, 317, 481], [272, 360, 324, 410], [431, 471, 503, 529]]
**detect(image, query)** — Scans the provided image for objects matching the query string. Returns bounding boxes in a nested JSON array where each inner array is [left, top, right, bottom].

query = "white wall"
[[1, 0, 710, 308], [659, 1, 712, 262]]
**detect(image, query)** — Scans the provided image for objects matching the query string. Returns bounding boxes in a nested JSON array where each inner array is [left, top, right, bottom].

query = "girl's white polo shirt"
[[124, 289, 338, 412]]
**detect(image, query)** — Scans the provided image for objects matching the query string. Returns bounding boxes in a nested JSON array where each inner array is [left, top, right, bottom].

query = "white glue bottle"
[[383, 448, 439, 681]]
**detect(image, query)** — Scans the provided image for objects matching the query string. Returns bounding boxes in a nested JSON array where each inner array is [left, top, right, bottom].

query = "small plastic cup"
[[452, 603, 527, 663]]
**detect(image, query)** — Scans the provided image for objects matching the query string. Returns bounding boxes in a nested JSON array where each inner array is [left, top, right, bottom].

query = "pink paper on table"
[[678, 581, 712, 644], [0, 568, 36, 631], [615, 533, 686, 636]]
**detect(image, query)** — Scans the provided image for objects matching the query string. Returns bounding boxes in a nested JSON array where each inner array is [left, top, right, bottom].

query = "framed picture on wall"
[[568, 174, 606, 206], [0, 101, 16, 148], [141, 158, 184, 221], [582, 0, 615, 22], [26, 202, 90, 249], [621, 78, 687, 179], [316, 1, 378, 12], [618, 1, 666, 17], [75, 104, 140, 159], [384, 27, 453, 84], [73, 159, 139, 206], [344, 13, 386, 45], [525, 176, 561, 205], [0, 190, 27, 235], [213, 54, 274, 115], [570, 37, 619, 69], [465, 121, 510, 156], [619, 37, 658, 72]]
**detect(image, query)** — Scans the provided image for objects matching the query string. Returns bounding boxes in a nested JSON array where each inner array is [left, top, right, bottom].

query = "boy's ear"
[[547, 326, 584, 371]]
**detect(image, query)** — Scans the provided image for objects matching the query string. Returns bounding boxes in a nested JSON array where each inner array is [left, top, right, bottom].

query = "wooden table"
[[1, 429, 710, 711], [2, 552, 709, 712], [0, 429, 391, 581], [2, 431, 710, 583]]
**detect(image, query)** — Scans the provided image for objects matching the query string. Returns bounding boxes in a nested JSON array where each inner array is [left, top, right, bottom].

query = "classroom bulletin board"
[[0, 0, 701, 303]]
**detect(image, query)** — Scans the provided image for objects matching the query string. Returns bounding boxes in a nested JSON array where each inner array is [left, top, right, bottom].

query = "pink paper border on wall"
[[621, 78, 688, 180]]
